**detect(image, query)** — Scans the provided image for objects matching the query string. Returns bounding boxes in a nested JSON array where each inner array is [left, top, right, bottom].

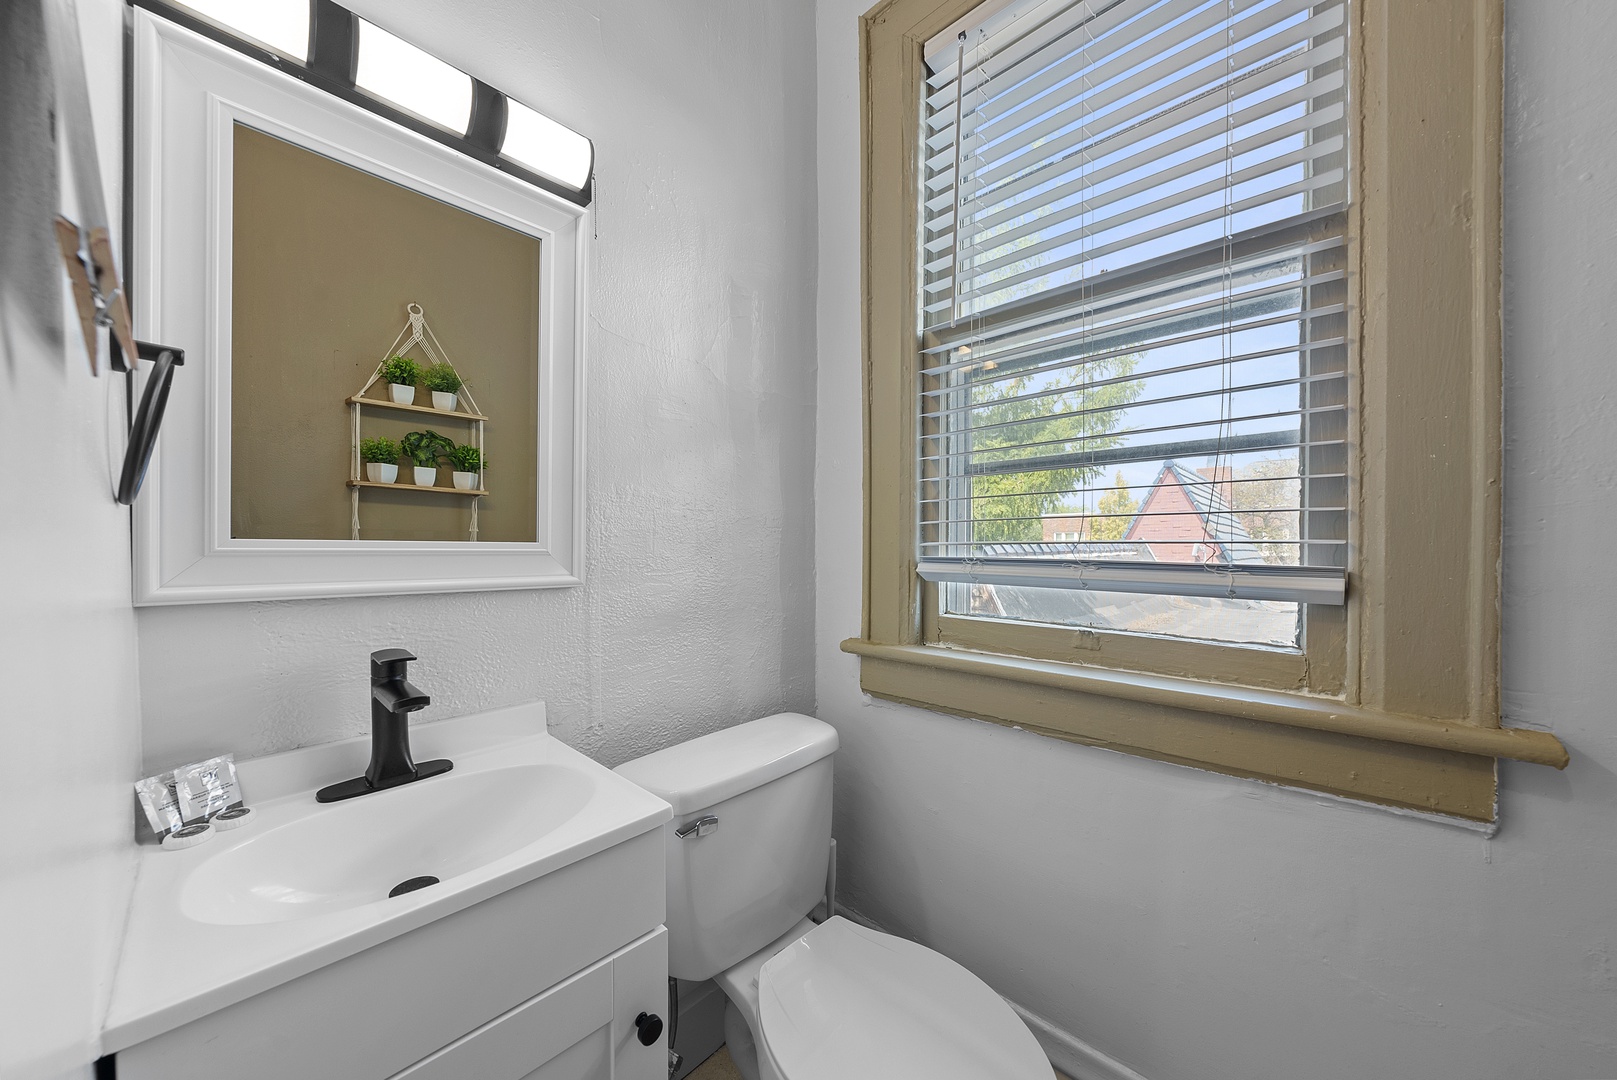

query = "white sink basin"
[[102, 702, 673, 1055], [182, 764, 594, 925]]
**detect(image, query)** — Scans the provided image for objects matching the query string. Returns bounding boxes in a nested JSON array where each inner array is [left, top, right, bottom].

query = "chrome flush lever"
[[675, 815, 718, 839]]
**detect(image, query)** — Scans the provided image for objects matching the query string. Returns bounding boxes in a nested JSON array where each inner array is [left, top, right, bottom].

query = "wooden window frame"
[[844, 0, 1567, 822]]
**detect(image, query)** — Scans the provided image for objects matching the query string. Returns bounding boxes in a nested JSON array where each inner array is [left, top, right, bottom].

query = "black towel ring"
[[113, 339, 185, 506]]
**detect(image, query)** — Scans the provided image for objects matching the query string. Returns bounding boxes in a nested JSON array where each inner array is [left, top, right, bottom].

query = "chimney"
[[1195, 465, 1234, 507]]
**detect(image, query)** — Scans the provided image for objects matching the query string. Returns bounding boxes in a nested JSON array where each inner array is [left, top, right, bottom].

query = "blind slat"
[[920, 472, 1348, 507], [932, 0, 1332, 164], [914, 559, 1346, 605], [924, 220, 1345, 352], [920, 268, 1345, 380], [925, 6, 1343, 193], [923, 372, 1346, 452], [926, 136, 1345, 283], [919, 404, 1343, 467], [925, 0, 1160, 101], [920, 332, 1346, 421], [927, 169, 1345, 307], [926, 92, 1344, 251]]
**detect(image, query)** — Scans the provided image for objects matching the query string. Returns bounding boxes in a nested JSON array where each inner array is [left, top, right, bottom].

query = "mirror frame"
[[129, 9, 587, 605]]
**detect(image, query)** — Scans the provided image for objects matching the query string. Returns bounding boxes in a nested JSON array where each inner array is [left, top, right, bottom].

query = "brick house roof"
[[1122, 461, 1263, 564]]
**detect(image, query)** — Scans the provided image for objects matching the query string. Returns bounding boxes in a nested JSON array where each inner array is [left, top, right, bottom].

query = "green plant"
[[447, 444, 484, 473], [359, 436, 399, 465], [422, 362, 463, 395], [400, 429, 455, 468], [380, 355, 421, 386]]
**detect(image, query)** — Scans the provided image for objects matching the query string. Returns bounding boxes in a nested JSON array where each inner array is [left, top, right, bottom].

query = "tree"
[[1089, 471, 1139, 541], [1229, 456, 1301, 564], [964, 356, 1143, 544], [952, 196, 1144, 545]]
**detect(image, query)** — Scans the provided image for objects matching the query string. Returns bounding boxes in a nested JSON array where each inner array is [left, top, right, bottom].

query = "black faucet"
[[316, 649, 453, 803]]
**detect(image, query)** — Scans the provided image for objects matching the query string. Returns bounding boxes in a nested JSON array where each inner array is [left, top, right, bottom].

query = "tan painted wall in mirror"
[[230, 124, 539, 543]]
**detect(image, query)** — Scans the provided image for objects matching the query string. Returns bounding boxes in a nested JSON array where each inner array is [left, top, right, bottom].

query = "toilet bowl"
[[615, 714, 1054, 1080]]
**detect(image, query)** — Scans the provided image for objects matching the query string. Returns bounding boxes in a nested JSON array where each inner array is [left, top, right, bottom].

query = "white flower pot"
[[453, 471, 478, 490], [413, 467, 437, 487], [431, 390, 458, 411], [389, 383, 416, 405], [365, 462, 399, 484]]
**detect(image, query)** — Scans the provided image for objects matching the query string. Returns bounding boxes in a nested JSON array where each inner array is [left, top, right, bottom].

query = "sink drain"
[[389, 875, 440, 898]]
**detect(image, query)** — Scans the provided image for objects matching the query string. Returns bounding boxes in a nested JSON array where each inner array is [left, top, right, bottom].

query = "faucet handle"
[[370, 648, 417, 680]]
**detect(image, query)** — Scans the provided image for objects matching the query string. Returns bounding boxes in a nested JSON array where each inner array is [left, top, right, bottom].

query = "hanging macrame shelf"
[[346, 303, 487, 541]]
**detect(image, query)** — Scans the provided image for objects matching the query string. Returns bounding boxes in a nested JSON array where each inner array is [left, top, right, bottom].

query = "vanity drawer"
[[115, 831, 663, 1080], [392, 927, 666, 1080], [392, 957, 611, 1080]]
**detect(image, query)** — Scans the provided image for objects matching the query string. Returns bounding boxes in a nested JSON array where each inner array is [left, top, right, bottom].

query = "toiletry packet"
[[175, 755, 242, 822], [135, 772, 185, 837]]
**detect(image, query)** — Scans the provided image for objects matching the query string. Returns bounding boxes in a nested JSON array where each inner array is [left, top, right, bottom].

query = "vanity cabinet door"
[[392, 959, 612, 1080], [609, 925, 669, 1080]]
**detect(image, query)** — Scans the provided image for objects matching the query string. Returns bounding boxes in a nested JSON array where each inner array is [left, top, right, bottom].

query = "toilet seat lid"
[[756, 917, 1053, 1080]]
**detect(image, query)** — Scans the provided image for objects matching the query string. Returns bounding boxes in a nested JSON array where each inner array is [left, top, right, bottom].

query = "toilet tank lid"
[[614, 713, 837, 815]]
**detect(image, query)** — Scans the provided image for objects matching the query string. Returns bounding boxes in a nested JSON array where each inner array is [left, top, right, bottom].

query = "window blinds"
[[917, 0, 1349, 606]]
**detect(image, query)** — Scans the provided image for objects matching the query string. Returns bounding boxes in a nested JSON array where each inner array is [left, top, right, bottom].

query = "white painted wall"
[[813, 2, 1617, 1078], [1, 1, 815, 1075], [0, 2, 144, 1077], [136, 0, 819, 773]]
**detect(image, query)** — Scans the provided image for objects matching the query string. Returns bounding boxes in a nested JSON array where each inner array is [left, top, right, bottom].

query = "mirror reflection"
[[228, 124, 540, 543]]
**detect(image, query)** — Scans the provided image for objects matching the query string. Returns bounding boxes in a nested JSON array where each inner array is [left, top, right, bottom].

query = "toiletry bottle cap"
[[212, 805, 255, 831], [161, 822, 214, 849]]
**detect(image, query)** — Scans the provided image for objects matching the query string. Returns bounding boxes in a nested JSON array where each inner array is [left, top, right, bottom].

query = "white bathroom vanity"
[[103, 704, 673, 1080]]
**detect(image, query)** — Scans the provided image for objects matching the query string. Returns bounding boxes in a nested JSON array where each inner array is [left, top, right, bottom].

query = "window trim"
[[845, 0, 1567, 821]]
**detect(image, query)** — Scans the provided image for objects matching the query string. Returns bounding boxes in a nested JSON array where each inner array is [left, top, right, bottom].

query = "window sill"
[[841, 638, 1567, 823]]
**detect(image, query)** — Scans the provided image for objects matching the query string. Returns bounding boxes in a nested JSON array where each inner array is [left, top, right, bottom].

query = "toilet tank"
[[614, 714, 837, 981]]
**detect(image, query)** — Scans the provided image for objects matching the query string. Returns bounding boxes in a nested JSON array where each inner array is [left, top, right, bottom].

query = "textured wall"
[[814, 2, 1617, 1079], [137, 0, 818, 772], [0, 2, 144, 1077]]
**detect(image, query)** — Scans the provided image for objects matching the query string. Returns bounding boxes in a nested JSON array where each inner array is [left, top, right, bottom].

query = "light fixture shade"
[[502, 99, 592, 191], [140, 0, 594, 205], [355, 18, 473, 134], [176, 0, 308, 60]]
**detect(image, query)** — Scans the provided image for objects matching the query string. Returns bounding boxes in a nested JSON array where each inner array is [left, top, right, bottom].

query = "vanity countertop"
[[101, 703, 672, 1054]]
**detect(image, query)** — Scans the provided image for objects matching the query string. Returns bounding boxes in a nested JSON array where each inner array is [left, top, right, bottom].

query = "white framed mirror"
[[130, 8, 587, 604]]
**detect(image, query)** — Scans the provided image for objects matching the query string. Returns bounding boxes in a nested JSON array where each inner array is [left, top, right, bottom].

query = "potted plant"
[[423, 362, 463, 412], [401, 429, 454, 487], [360, 436, 400, 484], [379, 355, 421, 405], [448, 443, 485, 490]]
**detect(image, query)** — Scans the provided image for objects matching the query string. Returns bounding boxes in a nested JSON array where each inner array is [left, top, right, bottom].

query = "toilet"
[[615, 713, 1054, 1080]]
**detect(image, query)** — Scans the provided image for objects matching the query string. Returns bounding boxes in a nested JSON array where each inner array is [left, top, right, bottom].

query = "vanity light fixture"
[[353, 18, 473, 134], [175, 0, 309, 61], [136, 0, 595, 206], [502, 99, 593, 192]]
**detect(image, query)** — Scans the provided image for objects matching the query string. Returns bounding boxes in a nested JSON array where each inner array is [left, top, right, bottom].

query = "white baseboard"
[[833, 905, 1151, 1080], [1008, 1000, 1152, 1080]]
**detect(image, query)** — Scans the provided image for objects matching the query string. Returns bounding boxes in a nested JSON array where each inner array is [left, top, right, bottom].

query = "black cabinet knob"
[[634, 1011, 664, 1047]]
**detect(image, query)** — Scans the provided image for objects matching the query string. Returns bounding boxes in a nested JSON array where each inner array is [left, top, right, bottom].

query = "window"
[[917, 0, 1348, 653], [849, 0, 1567, 821]]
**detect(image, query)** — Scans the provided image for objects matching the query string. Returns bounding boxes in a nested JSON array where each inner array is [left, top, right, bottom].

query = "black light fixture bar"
[[306, 0, 357, 85], [130, 0, 594, 207], [466, 81, 509, 154]]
